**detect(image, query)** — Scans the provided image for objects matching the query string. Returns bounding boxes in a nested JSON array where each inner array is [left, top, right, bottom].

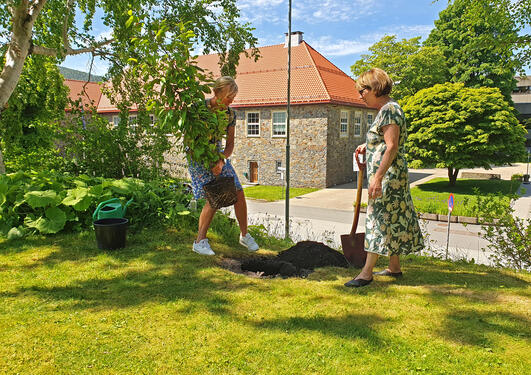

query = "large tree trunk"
[[0, 0, 47, 173], [448, 167, 459, 187]]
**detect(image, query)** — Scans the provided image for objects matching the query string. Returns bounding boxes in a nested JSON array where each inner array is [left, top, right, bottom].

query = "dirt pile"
[[240, 241, 349, 277]]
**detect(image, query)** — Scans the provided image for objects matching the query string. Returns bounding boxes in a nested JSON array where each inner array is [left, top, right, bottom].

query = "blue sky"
[[62, 0, 528, 78]]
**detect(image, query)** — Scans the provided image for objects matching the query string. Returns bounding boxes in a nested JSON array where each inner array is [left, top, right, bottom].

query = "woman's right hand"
[[356, 143, 366, 154], [211, 159, 225, 176]]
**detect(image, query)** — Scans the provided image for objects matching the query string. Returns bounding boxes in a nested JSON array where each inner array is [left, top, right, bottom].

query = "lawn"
[[1, 227, 530, 374], [410, 178, 522, 216], [244, 185, 319, 201]]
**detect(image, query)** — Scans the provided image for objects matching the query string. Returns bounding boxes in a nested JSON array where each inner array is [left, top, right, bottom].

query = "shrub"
[[0, 171, 194, 238]]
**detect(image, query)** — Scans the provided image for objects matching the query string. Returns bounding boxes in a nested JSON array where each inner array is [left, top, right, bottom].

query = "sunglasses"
[[358, 87, 368, 96]]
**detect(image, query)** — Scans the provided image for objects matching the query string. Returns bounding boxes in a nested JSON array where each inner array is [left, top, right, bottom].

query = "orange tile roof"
[[63, 79, 103, 110], [195, 41, 370, 108], [64, 41, 372, 112]]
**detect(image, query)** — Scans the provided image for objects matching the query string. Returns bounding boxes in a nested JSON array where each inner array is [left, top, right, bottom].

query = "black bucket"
[[93, 218, 128, 250]]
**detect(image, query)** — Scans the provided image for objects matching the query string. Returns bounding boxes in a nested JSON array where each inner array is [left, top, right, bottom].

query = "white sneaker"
[[193, 239, 215, 256], [239, 233, 259, 252]]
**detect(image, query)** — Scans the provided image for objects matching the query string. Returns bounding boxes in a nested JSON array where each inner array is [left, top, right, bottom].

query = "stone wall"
[[326, 105, 374, 186], [230, 104, 329, 188]]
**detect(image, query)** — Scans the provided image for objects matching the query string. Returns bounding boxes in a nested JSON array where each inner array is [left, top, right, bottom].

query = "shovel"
[[341, 149, 367, 268]]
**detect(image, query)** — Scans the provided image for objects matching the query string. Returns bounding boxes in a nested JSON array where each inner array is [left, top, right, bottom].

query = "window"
[[247, 112, 260, 136], [272, 111, 287, 137], [354, 112, 362, 136], [367, 113, 374, 127], [112, 116, 120, 127], [276, 161, 283, 174], [149, 114, 156, 125], [340, 110, 348, 137], [129, 115, 137, 128]]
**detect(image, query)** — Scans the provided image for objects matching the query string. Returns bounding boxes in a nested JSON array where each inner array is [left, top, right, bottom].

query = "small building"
[[511, 76, 531, 147], [63, 32, 377, 187]]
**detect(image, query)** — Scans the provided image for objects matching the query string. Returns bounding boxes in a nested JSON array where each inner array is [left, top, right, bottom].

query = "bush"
[[474, 197, 531, 271], [0, 171, 194, 238], [511, 173, 523, 181]]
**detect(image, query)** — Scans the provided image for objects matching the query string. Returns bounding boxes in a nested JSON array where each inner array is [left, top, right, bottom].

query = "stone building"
[[195, 32, 377, 188], [63, 32, 377, 188]]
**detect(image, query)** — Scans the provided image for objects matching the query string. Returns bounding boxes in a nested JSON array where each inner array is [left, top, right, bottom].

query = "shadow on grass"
[[414, 178, 521, 195], [0, 228, 270, 314], [438, 309, 531, 347], [248, 313, 387, 346]]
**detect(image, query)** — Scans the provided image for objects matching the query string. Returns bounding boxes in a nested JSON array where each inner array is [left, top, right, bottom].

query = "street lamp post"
[[284, 0, 292, 239]]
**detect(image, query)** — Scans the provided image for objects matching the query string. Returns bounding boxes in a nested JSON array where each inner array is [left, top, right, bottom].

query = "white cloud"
[[307, 24, 435, 58], [294, 0, 378, 23], [95, 30, 113, 42], [309, 36, 373, 57]]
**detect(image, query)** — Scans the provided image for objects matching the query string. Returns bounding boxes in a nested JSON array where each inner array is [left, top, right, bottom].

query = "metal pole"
[[445, 213, 451, 260], [284, 0, 292, 239]]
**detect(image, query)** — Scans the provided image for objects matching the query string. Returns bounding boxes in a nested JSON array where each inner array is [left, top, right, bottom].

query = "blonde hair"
[[356, 68, 393, 97], [213, 76, 238, 98]]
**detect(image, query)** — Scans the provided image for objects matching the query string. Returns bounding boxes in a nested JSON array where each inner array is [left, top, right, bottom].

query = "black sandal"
[[344, 278, 373, 288]]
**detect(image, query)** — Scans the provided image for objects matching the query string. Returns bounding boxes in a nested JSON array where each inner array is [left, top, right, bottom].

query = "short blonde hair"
[[356, 68, 393, 97], [213, 76, 238, 98]]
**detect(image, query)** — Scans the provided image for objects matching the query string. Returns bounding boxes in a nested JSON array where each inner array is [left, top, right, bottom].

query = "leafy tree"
[[403, 82, 527, 186], [425, 0, 525, 101], [0, 56, 68, 172], [0, 0, 258, 173], [351, 35, 448, 102]]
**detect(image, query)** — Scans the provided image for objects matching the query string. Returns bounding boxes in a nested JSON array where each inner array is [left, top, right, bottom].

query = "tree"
[[0, 55, 68, 172], [425, 0, 526, 101], [351, 35, 448, 102], [403, 82, 527, 186], [0, 0, 258, 173]]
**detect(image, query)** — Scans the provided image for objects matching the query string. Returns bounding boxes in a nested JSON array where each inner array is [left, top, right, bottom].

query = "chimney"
[[284, 31, 303, 47]]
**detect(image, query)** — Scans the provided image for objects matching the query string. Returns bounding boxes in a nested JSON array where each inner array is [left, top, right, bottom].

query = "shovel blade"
[[341, 233, 366, 268]]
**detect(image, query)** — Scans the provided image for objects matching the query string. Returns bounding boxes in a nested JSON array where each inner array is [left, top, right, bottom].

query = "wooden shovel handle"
[[350, 149, 366, 236]]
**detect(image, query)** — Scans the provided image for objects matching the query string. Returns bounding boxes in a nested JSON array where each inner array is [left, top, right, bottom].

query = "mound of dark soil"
[[277, 241, 349, 269], [241, 257, 298, 277]]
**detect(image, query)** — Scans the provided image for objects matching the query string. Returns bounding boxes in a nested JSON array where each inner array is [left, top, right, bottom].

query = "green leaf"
[[62, 187, 92, 211], [7, 227, 24, 240], [125, 15, 134, 28], [24, 190, 58, 209], [24, 206, 66, 234]]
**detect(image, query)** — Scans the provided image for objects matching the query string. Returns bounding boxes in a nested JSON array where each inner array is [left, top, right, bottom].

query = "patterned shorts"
[[188, 159, 243, 200]]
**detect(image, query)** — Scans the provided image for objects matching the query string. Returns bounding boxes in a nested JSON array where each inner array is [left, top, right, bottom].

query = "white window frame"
[[149, 114, 156, 126], [112, 115, 120, 128], [246, 111, 260, 137], [129, 114, 138, 128], [354, 111, 362, 137], [272, 111, 287, 138], [340, 110, 349, 138]]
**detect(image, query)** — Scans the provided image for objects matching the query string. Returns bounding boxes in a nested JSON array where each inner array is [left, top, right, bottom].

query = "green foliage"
[[0, 171, 194, 237], [426, 0, 522, 100], [0, 56, 68, 172], [404, 83, 527, 185], [350, 35, 448, 102], [473, 195, 530, 270], [119, 15, 230, 169], [59, 106, 173, 180]]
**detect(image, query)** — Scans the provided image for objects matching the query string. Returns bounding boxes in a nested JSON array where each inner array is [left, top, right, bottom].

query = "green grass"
[[1, 228, 530, 374], [244, 185, 319, 201], [410, 178, 522, 216]]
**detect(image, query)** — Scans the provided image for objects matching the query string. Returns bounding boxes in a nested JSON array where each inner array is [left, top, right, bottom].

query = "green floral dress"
[[365, 101, 424, 256]]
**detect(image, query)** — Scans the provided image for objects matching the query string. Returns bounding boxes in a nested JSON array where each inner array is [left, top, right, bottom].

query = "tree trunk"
[[0, 147, 5, 174], [448, 167, 459, 187], [0, 0, 47, 173]]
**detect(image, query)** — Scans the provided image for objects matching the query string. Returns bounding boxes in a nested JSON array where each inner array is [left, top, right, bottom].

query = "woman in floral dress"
[[345, 68, 424, 288]]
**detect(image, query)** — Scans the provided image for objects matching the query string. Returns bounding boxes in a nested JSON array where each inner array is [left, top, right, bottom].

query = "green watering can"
[[93, 198, 133, 221]]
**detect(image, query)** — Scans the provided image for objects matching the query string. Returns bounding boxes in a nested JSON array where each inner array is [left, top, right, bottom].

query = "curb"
[[359, 206, 496, 225]]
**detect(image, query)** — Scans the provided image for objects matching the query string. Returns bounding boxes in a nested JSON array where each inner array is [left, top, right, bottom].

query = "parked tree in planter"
[[403, 83, 527, 186]]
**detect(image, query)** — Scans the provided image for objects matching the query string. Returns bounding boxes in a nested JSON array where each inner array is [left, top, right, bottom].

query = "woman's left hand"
[[368, 176, 383, 199], [211, 159, 225, 176]]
